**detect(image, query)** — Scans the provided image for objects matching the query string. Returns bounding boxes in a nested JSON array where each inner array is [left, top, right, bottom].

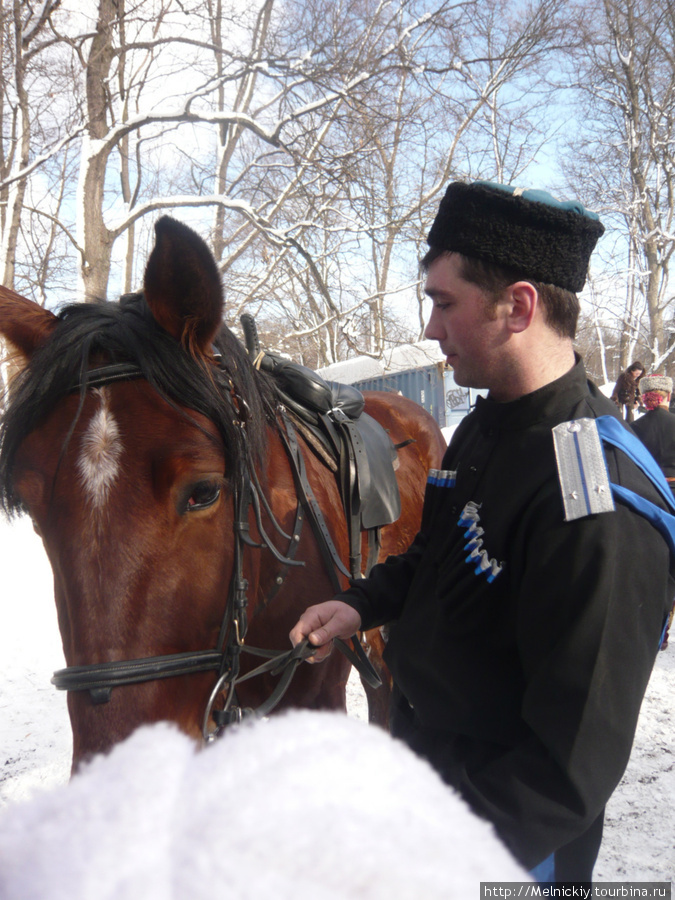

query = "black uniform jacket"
[[339, 359, 674, 868], [632, 407, 675, 478]]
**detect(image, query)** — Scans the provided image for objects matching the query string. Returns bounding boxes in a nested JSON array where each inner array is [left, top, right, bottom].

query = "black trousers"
[[554, 809, 604, 882], [390, 687, 605, 881]]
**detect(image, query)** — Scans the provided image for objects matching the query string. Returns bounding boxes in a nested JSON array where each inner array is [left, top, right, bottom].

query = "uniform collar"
[[473, 356, 590, 432]]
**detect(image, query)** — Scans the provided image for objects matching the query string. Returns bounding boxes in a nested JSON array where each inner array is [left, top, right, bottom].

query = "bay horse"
[[0, 217, 446, 769]]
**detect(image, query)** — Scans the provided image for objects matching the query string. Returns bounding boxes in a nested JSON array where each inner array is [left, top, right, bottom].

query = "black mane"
[[0, 293, 277, 514]]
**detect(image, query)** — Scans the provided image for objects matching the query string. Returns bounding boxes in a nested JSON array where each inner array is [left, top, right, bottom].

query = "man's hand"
[[289, 601, 362, 663]]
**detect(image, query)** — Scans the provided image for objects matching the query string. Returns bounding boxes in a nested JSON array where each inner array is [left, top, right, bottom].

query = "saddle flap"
[[343, 412, 401, 529]]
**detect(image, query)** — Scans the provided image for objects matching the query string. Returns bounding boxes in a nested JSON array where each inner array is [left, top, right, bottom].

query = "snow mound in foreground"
[[0, 710, 526, 899]]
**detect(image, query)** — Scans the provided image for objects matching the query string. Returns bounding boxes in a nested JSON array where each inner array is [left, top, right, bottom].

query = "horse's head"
[[0, 218, 276, 767]]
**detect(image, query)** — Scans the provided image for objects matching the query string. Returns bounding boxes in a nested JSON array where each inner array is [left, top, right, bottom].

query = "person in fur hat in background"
[[632, 374, 675, 497], [611, 361, 645, 422], [632, 373, 675, 650]]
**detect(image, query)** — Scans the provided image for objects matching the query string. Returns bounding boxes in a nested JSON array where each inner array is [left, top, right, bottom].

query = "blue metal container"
[[352, 363, 482, 429]]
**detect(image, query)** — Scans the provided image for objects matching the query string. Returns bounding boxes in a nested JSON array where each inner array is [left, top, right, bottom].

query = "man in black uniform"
[[290, 181, 675, 882]]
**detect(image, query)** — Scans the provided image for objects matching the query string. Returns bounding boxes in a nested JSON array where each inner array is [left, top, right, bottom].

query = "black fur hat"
[[426, 181, 605, 293]]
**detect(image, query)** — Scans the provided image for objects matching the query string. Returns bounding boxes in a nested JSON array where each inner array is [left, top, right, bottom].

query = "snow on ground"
[[1, 515, 674, 884], [0, 517, 70, 805]]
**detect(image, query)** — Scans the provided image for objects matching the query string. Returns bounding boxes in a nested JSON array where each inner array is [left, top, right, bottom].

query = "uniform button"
[[469, 465, 477, 474]]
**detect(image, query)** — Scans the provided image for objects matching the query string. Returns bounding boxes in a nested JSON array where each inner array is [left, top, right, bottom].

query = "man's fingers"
[[289, 615, 332, 663], [289, 611, 324, 647], [289, 600, 362, 663], [307, 626, 331, 647], [291, 634, 332, 664], [303, 626, 335, 663], [306, 639, 334, 663]]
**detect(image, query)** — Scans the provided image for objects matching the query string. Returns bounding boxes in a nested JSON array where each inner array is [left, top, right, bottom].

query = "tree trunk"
[[77, 0, 118, 301]]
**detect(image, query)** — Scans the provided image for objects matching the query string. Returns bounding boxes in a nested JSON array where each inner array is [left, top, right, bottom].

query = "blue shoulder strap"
[[596, 415, 675, 555], [596, 416, 675, 510]]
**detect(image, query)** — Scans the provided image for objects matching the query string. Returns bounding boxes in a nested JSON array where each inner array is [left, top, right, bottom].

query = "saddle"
[[240, 315, 401, 579]]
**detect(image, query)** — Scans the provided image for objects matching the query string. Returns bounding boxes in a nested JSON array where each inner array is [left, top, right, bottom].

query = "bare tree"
[[566, 0, 675, 378], [0, 0, 67, 292], [0, 0, 579, 372], [222, 0, 575, 365]]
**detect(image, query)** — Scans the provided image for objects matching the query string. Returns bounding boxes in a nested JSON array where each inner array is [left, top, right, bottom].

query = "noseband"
[[50, 360, 379, 739]]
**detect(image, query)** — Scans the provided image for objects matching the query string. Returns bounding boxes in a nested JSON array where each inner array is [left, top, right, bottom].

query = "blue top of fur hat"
[[476, 181, 601, 222]]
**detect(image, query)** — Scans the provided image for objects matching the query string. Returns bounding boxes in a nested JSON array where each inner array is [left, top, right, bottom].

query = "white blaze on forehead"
[[77, 389, 123, 508]]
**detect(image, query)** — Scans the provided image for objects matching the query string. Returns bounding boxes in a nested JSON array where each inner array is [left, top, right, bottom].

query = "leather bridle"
[[50, 359, 380, 741]]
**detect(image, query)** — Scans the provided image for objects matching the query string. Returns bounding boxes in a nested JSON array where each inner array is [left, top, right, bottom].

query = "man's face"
[[423, 253, 509, 392]]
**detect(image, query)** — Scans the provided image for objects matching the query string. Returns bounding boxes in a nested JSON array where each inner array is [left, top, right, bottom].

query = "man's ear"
[[504, 281, 538, 334]]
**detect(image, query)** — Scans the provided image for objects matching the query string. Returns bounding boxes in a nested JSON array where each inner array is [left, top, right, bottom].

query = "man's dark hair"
[[421, 247, 580, 340]]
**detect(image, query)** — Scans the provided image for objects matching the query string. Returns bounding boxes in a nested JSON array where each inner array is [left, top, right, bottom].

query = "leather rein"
[[50, 360, 380, 741]]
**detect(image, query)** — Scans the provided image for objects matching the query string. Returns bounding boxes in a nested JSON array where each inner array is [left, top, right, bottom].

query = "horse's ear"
[[0, 286, 58, 365], [143, 217, 224, 355]]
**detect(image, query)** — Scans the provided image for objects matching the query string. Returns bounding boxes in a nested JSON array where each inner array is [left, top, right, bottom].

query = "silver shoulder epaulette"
[[552, 418, 615, 521]]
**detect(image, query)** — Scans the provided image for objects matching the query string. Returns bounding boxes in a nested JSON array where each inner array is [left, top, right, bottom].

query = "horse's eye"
[[185, 481, 221, 513]]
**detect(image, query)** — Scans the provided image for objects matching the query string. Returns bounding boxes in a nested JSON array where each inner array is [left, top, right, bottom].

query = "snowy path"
[[1, 516, 673, 883]]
